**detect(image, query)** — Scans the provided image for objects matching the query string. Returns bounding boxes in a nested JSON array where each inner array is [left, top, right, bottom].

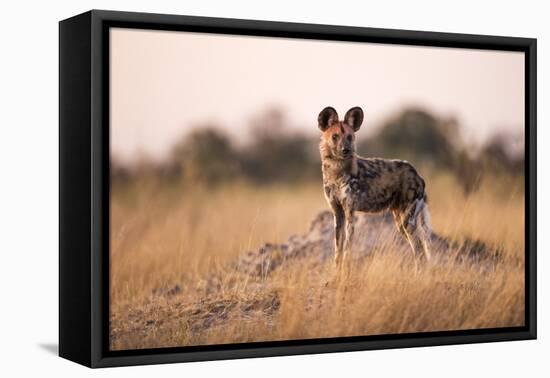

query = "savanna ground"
[[109, 171, 524, 350]]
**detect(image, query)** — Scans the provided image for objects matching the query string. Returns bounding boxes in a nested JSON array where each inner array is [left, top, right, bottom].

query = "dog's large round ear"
[[318, 107, 338, 132], [344, 107, 364, 131]]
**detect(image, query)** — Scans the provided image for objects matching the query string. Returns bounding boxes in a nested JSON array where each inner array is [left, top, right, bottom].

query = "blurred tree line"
[[111, 107, 524, 195]]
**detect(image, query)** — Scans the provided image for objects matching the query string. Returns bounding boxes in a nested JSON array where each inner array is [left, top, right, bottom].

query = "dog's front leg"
[[332, 203, 345, 265], [342, 209, 355, 264]]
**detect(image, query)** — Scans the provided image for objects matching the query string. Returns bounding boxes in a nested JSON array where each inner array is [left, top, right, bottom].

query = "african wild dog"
[[318, 106, 432, 267]]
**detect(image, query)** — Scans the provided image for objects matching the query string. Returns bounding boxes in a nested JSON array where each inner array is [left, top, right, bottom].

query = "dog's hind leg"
[[393, 198, 431, 266], [407, 198, 432, 262], [392, 209, 420, 271]]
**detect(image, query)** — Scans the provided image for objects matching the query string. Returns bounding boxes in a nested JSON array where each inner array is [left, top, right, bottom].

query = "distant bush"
[[357, 107, 523, 194], [357, 108, 460, 169], [479, 133, 524, 175], [238, 108, 319, 183], [171, 127, 242, 184], [162, 110, 320, 185], [111, 107, 524, 194]]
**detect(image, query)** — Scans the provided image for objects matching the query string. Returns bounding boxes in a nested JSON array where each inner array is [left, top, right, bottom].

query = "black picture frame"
[[59, 9, 537, 368]]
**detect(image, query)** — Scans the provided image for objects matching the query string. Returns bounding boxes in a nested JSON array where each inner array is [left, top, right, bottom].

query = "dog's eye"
[[347, 135, 353, 142], [332, 134, 339, 142]]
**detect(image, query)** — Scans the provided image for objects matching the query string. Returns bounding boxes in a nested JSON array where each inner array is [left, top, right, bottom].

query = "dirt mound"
[[233, 210, 498, 278]]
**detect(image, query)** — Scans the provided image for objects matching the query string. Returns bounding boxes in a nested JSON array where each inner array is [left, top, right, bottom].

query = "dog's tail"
[[419, 194, 432, 240]]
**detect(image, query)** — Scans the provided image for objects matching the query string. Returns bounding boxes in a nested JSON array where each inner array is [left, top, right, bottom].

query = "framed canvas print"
[[59, 10, 537, 368]]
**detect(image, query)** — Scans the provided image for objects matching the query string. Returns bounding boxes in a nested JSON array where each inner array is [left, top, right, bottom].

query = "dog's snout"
[[342, 148, 351, 156]]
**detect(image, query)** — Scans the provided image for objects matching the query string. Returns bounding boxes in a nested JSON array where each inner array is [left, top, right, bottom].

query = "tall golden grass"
[[109, 173, 524, 350]]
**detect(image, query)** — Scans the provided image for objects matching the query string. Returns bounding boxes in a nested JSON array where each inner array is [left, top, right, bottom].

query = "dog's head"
[[318, 106, 364, 160]]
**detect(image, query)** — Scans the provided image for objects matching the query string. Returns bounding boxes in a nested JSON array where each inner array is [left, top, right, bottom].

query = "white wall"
[[0, 0, 546, 376]]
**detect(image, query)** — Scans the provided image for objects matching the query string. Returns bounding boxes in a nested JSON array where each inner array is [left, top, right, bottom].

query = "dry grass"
[[109, 174, 524, 350]]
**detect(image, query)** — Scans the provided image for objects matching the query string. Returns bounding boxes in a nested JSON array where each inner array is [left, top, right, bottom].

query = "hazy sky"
[[110, 28, 524, 163]]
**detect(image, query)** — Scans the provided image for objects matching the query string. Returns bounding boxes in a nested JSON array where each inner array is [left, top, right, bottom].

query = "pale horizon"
[[110, 28, 525, 164]]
